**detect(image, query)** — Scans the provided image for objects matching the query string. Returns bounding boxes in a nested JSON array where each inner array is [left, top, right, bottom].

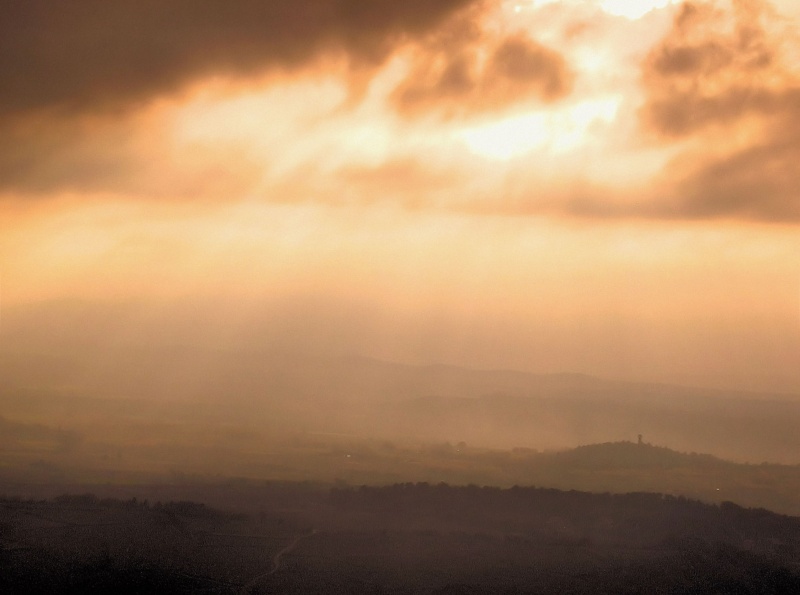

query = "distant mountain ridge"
[[4, 346, 799, 403], [3, 347, 800, 464]]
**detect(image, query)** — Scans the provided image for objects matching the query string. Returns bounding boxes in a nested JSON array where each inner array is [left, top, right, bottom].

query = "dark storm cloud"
[[642, 0, 777, 137], [638, 0, 800, 222], [487, 35, 573, 101], [0, 0, 480, 118], [392, 34, 573, 118], [0, 0, 479, 196]]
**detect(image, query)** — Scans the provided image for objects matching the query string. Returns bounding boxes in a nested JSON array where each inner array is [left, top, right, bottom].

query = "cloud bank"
[[641, 0, 800, 221], [1, 0, 798, 223]]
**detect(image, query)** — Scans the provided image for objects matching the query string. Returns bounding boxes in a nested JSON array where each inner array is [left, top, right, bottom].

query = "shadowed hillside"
[[3, 484, 800, 594]]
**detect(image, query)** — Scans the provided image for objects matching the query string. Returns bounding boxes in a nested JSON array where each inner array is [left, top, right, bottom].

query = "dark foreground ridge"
[[2, 483, 800, 594]]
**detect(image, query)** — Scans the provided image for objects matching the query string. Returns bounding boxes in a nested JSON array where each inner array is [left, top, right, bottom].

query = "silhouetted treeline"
[[3, 484, 800, 594], [327, 482, 800, 552], [5, 493, 242, 520]]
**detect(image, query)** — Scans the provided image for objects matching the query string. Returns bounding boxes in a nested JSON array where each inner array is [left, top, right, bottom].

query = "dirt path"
[[239, 529, 317, 594]]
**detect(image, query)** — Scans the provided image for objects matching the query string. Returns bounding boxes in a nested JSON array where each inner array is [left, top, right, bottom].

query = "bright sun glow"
[[510, 0, 682, 20], [599, 0, 681, 20], [458, 96, 621, 160]]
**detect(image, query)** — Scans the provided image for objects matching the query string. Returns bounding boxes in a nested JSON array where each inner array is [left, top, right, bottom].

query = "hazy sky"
[[1, 0, 799, 393]]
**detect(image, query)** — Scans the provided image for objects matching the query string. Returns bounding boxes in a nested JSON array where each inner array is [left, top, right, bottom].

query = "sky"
[[1, 0, 799, 394]]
